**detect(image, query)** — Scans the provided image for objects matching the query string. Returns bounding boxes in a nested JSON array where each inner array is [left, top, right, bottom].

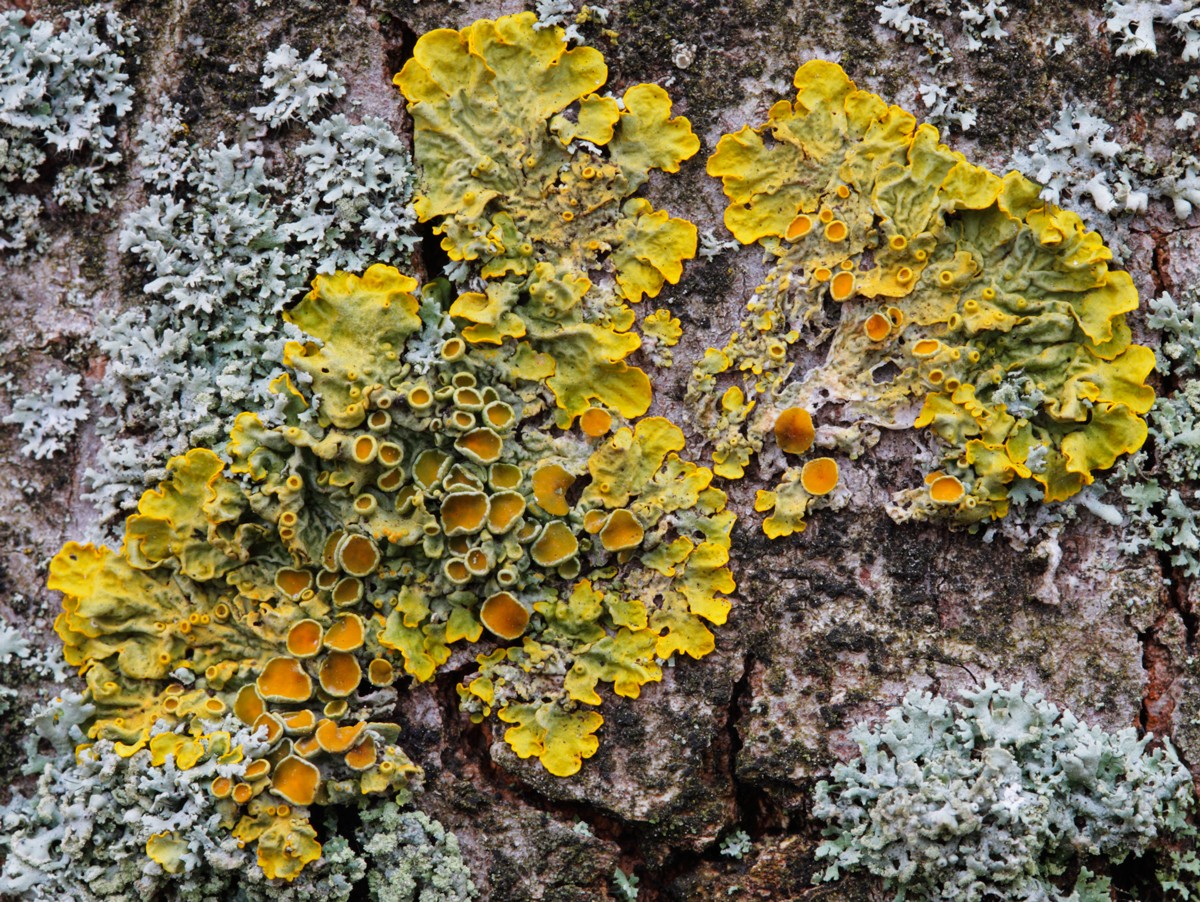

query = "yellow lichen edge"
[[395, 12, 701, 426], [692, 59, 1154, 531], [49, 265, 735, 881]]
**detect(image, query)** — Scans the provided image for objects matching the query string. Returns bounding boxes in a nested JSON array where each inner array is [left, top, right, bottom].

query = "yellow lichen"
[[929, 473, 966, 504], [532, 463, 575, 516], [49, 263, 734, 880], [396, 12, 700, 426], [286, 619, 323, 658], [324, 613, 365, 652], [598, 509, 645, 552], [800, 457, 840, 496], [146, 832, 190, 875], [271, 755, 321, 807], [47, 13, 722, 880], [694, 59, 1155, 532], [579, 406, 614, 438], [641, 307, 684, 366]]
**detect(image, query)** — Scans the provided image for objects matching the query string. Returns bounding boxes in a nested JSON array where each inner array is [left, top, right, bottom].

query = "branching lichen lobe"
[[694, 60, 1156, 535], [42, 12, 728, 878], [395, 11, 700, 426]]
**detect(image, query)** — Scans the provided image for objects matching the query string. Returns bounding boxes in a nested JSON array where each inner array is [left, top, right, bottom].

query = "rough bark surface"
[[1, 1, 1198, 900]]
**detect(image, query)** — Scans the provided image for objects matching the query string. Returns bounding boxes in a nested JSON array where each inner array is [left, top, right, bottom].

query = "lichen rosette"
[[692, 60, 1155, 533], [396, 12, 701, 426], [50, 265, 734, 880]]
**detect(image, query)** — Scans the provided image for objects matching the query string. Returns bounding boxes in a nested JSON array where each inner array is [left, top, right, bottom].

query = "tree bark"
[[2, 1, 1198, 899]]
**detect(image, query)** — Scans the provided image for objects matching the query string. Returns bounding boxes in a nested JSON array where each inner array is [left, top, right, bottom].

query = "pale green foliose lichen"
[[1160, 849, 1200, 898], [813, 682, 1196, 901], [1, 366, 90, 460], [0, 694, 474, 901], [1, 691, 266, 899], [1118, 288, 1200, 575], [87, 44, 419, 522], [0, 5, 136, 256]]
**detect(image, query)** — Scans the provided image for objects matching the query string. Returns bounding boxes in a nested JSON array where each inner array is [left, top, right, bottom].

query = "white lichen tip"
[[2, 368, 89, 461], [0, 6, 137, 254], [250, 44, 347, 128], [1104, 0, 1200, 61]]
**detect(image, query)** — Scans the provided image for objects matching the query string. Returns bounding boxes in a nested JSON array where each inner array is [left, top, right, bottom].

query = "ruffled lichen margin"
[[39, 13, 731, 883], [692, 60, 1155, 537], [395, 11, 700, 427], [6, 5, 1190, 898]]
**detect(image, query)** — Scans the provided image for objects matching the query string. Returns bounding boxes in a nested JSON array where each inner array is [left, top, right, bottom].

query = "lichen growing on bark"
[[693, 60, 1155, 535]]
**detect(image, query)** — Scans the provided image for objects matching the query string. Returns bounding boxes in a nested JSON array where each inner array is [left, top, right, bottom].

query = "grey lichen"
[[0, 5, 137, 257], [249, 44, 346, 128], [1012, 104, 1200, 232], [916, 81, 977, 134], [86, 45, 419, 522], [358, 804, 479, 902], [1, 367, 90, 460], [1103, 0, 1200, 60], [0, 614, 30, 665], [1149, 289, 1200, 380], [0, 610, 33, 739], [813, 682, 1195, 901], [1160, 850, 1200, 898], [0, 693, 476, 901], [1011, 105, 1143, 220], [718, 829, 752, 860], [531, 1, 610, 42], [0, 693, 263, 900], [612, 867, 640, 901], [875, 0, 1010, 69], [1118, 289, 1200, 575], [872, 1, 1010, 136]]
